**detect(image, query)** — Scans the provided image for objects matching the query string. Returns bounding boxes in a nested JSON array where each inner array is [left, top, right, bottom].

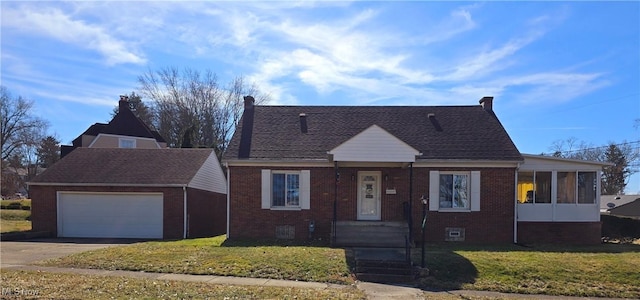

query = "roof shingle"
[[31, 148, 215, 185], [223, 105, 522, 162]]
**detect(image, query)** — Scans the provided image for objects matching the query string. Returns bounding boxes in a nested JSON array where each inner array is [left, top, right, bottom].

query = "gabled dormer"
[[61, 96, 167, 158]]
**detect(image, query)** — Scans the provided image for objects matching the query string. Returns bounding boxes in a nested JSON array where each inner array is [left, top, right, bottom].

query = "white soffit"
[[328, 124, 420, 162]]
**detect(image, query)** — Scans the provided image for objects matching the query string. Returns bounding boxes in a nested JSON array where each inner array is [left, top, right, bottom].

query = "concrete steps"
[[333, 221, 409, 247], [353, 248, 413, 283]]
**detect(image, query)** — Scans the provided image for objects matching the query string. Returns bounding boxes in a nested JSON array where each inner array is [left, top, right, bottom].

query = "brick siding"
[[518, 221, 602, 245], [30, 185, 225, 240], [228, 166, 516, 243]]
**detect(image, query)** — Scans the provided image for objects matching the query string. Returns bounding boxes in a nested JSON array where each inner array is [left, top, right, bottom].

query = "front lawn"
[[43, 236, 640, 298], [43, 236, 354, 285], [416, 243, 640, 298], [1, 270, 365, 300], [0, 209, 31, 233]]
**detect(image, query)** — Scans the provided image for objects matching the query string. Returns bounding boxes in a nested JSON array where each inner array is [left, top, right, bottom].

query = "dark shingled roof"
[[71, 102, 166, 147], [223, 105, 522, 161], [31, 148, 214, 185]]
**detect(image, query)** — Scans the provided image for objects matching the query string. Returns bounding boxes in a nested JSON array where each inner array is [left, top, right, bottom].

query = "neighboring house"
[[222, 96, 608, 245], [601, 195, 640, 218], [60, 96, 167, 158], [29, 148, 227, 239]]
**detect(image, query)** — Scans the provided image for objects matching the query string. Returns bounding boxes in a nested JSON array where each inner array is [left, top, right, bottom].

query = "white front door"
[[357, 171, 381, 220]]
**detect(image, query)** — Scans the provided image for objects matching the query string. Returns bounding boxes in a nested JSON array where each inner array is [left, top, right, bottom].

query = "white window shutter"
[[261, 169, 271, 209], [429, 170, 439, 211], [470, 171, 481, 211], [300, 170, 311, 210]]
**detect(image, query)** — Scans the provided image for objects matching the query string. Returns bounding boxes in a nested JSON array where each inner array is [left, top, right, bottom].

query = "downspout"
[[183, 186, 188, 239], [225, 162, 231, 239], [409, 162, 413, 242], [332, 161, 338, 245], [513, 163, 520, 244]]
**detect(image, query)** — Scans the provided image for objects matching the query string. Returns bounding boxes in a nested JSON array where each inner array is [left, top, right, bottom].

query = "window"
[[119, 138, 136, 148], [557, 171, 596, 204], [578, 172, 596, 204], [261, 169, 310, 210], [517, 171, 551, 204], [439, 173, 469, 209], [429, 170, 480, 211], [272, 172, 300, 207]]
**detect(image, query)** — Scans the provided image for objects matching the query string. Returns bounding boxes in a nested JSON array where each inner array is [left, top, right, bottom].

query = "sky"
[[1, 1, 639, 193]]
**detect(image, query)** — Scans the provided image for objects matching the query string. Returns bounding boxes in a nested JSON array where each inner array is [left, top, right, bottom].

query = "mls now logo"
[[2, 287, 39, 296]]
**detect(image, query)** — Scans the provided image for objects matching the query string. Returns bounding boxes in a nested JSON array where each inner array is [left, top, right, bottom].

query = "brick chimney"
[[244, 96, 255, 110], [479, 96, 493, 111]]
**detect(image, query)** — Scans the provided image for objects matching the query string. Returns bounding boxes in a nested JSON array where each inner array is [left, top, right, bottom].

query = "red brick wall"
[[518, 222, 602, 245], [228, 166, 516, 243], [414, 168, 516, 243], [187, 188, 227, 238], [29, 185, 184, 239]]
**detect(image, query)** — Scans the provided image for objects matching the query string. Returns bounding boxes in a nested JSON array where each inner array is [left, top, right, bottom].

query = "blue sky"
[[2, 1, 639, 193]]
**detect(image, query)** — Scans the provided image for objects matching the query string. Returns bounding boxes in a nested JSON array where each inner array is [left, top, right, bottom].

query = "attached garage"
[[57, 192, 163, 238], [29, 148, 227, 239]]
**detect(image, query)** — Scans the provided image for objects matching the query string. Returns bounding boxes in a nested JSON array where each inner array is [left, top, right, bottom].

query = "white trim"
[[470, 171, 481, 211], [300, 170, 311, 210], [429, 171, 439, 211], [514, 166, 519, 244], [261, 169, 271, 209], [28, 182, 188, 187], [225, 159, 521, 168]]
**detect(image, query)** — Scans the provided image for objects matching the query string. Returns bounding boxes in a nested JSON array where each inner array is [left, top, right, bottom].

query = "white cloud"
[[2, 6, 145, 65]]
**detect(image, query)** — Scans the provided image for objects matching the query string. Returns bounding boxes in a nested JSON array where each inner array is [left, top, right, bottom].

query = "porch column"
[[332, 161, 339, 245], [409, 162, 413, 242]]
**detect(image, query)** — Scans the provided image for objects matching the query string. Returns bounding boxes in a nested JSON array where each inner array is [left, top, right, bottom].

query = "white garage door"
[[58, 192, 163, 238]]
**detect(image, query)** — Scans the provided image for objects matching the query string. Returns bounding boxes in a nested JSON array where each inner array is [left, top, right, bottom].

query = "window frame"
[[271, 171, 301, 208], [119, 138, 136, 148], [557, 170, 597, 205], [261, 169, 310, 211], [438, 172, 471, 211]]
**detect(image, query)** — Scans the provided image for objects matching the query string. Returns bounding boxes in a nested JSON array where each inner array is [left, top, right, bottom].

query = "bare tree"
[[1, 86, 49, 161], [549, 138, 639, 194], [137, 67, 268, 157]]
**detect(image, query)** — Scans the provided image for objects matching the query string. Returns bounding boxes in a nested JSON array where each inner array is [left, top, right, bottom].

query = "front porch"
[[332, 221, 409, 247]]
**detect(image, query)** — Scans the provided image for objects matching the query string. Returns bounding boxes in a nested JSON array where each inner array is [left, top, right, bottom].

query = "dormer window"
[[119, 138, 136, 148]]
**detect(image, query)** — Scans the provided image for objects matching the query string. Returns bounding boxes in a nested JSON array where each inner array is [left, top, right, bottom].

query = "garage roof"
[[29, 148, 226, 193]]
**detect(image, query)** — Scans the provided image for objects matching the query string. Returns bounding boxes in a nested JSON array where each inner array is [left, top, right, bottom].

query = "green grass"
[[1, 269, 365, 300], [43, 236, 354, 285], [41, 236, 640, 298], [0, 209, 31, 233], [415, 244, 640, 298]]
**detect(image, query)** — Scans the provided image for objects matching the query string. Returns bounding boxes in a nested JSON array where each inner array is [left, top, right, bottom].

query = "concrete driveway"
[[1, 238, 143, 268]]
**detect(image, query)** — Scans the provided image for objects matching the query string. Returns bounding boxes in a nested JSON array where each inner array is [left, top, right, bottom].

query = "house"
[[222, 96, 608, 245], [60, 95, 167, 158], [601, 195, 640, 218], [29, 147, 227, 239]]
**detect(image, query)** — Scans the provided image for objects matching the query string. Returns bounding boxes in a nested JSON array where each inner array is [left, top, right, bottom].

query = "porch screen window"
[[272, 173, 299, 207], [557, 171, 596, 204], [517, 171, 551, 204], [261, 169, 310, 210]]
